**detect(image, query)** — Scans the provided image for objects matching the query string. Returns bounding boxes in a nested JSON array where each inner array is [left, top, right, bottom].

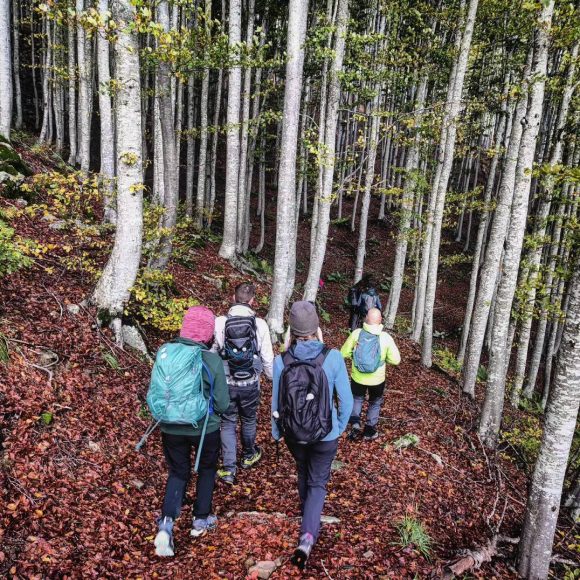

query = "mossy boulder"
[[0, 140, 32, 178]]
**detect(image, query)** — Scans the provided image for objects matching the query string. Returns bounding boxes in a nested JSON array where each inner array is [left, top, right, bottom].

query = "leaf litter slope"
[[0, 168, 527, 579]]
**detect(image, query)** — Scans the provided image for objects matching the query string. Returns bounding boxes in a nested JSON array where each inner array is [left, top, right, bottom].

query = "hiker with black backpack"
[[212, 282, 274, 485], [272, 301, 353, 570], [347, 275, 382, 331], [341, 307, 400, 441], [144, 306, 229, 557]]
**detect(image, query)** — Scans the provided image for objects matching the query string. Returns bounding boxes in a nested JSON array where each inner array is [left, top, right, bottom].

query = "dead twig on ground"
[[321, 560, 334, 579]]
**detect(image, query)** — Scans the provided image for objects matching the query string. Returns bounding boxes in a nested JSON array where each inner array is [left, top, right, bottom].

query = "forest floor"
[[0, 140, 576, 578]]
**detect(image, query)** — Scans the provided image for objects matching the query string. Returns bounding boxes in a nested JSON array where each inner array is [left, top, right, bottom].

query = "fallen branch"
[[442, 535, 519, 579], [321, 559, 334, 580]]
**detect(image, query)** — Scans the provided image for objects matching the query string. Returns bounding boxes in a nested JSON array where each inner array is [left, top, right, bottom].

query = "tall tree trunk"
[[208, 65, 224, 226], [185, 74, 195, 218], [354, 93, 381, 283], [267, 0, 309, 335], [478, 0, 555, 447], [76, 0, 92, 171], [67, 16, 77, 164], [149, 0, 179, 270], [0, 0, 12, 139], [385, 74, 428, 329], [421, 0, 479, 367], [12, 0, 22, 131], [91, 0, 143, 336], [303, 0, 349, 301], [219, 0, 242, 259], [517, 266, 580, 580], [461, 46, 533, 397], [97, 0, 116, 223]]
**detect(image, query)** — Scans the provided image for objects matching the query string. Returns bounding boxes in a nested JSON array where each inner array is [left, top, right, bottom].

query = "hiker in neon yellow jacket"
[[340, 308, 400, 440]]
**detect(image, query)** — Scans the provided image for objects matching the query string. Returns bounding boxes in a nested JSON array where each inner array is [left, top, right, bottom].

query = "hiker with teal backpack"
[[272, 301, 353, 570], [341, 307, 400, 441], [137, 306, 229, 557]]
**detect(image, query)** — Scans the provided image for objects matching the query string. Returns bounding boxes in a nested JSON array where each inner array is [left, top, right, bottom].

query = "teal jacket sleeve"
[[329, 350, 353, 435], [271, 355, 283, 440], [203, 351, 230, 415]]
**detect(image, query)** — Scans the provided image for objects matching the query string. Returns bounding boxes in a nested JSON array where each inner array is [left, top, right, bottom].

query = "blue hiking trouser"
[[349, 379, 385, 428], [161, 430, 220, 520], [220, 382, 260, 472], [285, 437, 338, 542]]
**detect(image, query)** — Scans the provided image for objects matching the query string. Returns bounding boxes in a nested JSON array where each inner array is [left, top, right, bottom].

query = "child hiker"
[[272, 301, 353, 569], [151, 306, 230, 556], [340, 307, 400, 440]]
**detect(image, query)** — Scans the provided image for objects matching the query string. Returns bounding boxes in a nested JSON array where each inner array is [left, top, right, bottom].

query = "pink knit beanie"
[[180, 306, 215, 343]]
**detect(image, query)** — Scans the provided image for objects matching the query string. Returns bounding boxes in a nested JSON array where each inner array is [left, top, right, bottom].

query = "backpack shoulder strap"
[[314, 346, 331, 366]]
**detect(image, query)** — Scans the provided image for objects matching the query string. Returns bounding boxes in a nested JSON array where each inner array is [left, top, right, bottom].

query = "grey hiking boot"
[[241, 446, 262, 469], [191, 514, 218, 537], [291, 532, 315, 570], [348, 422, 362, 441], [217, 468, 236, 485], [154, 516, 175, 557]]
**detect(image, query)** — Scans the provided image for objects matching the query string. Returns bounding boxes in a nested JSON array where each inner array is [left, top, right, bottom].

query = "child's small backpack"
[[353, 329, 382, 373], [136, 338, 214, 472], [277, 347, 332, 444]]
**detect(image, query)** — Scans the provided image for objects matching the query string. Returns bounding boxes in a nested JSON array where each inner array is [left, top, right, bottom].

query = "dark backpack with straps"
[[277, 346, 332, 444], [222, 313, 258, 381], [358, 291, 377, 316]]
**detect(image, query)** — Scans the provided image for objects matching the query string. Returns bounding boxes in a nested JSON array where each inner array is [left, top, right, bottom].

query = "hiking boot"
[[348, 423, 362, 441], [217, 468, 236, 485], [241, 446, 262, 469], [363, 425, 378, 440], [191, 514, 218, 537], [154, 516, 175, 557], [291, 532, 315, 570]]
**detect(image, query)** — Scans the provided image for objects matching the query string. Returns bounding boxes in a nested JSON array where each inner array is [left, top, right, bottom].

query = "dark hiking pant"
[[349, 379, 385, 428], [286, 438, 339, 541], [161, 430, 220, 520], [220, 382, 260, 472]]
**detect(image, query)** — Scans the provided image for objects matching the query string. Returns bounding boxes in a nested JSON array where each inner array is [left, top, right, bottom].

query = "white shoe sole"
[[190, 527, 207, 538], [154, 530, 174, 557]]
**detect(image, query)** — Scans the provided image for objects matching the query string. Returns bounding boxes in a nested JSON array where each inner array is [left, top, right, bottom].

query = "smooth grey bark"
[[0, 0, 12, 139], [461, 46, 533, 397], [236, 0, 255, 254], [97, 0, 116, 224], [219, 0, 242, 259], [52, 21, 64, 153], [67, 16, 77, 164], [185, 74, 195, 218], [76, 0, 92, 171], [303, 0, 349, 301], [194, 0, 211, 228], [267, 0, 309, 335], [354, 93, 381, 283], [38, 16, 51, 144], [458, 88, 510, 361], [12, 0, 22, 130], [92, 0, 143, 328], [149, 0, 179, 271], [30, 9, 39, 129], [420, 0, 479, 367], [385, 74, 428, 329], [478, 0, 554, 447], [517, 266, 580, 580], [208, 65, 224, 226], [513, 40, 578, 404], [253, 133, 266, 254]]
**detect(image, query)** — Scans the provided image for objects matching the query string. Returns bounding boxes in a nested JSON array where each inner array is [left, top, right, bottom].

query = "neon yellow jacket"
[[340, 323, 401, 385]]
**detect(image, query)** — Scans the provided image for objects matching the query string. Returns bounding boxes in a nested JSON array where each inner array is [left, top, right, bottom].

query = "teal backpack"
[[136, 339, 214, 472], [353, 329, 382, 373]]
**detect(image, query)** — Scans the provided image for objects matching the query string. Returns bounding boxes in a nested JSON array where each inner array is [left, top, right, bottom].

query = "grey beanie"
[[289, 301, 319, 337]]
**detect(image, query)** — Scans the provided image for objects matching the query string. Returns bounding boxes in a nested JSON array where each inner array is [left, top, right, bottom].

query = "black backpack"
[[222, 314, 258, 381], [358, 291, 376, 316], [277, 346, 332, 444]]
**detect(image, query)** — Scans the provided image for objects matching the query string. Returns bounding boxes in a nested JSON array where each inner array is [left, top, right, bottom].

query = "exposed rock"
[[0, 140, 32, 177], [320, 515, 341, 524], [247, 560, 278, 579], [331, 459, 345, 471], [131, 479, 145, 490], [66, 304, 81, 316], [244, 557, 256, 570], [88, 441, 100, 452], [121, 325, 151, 360], [363, 550, 375, 560], [48, 220, 68, 231], [15, 198, 28, 207]]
